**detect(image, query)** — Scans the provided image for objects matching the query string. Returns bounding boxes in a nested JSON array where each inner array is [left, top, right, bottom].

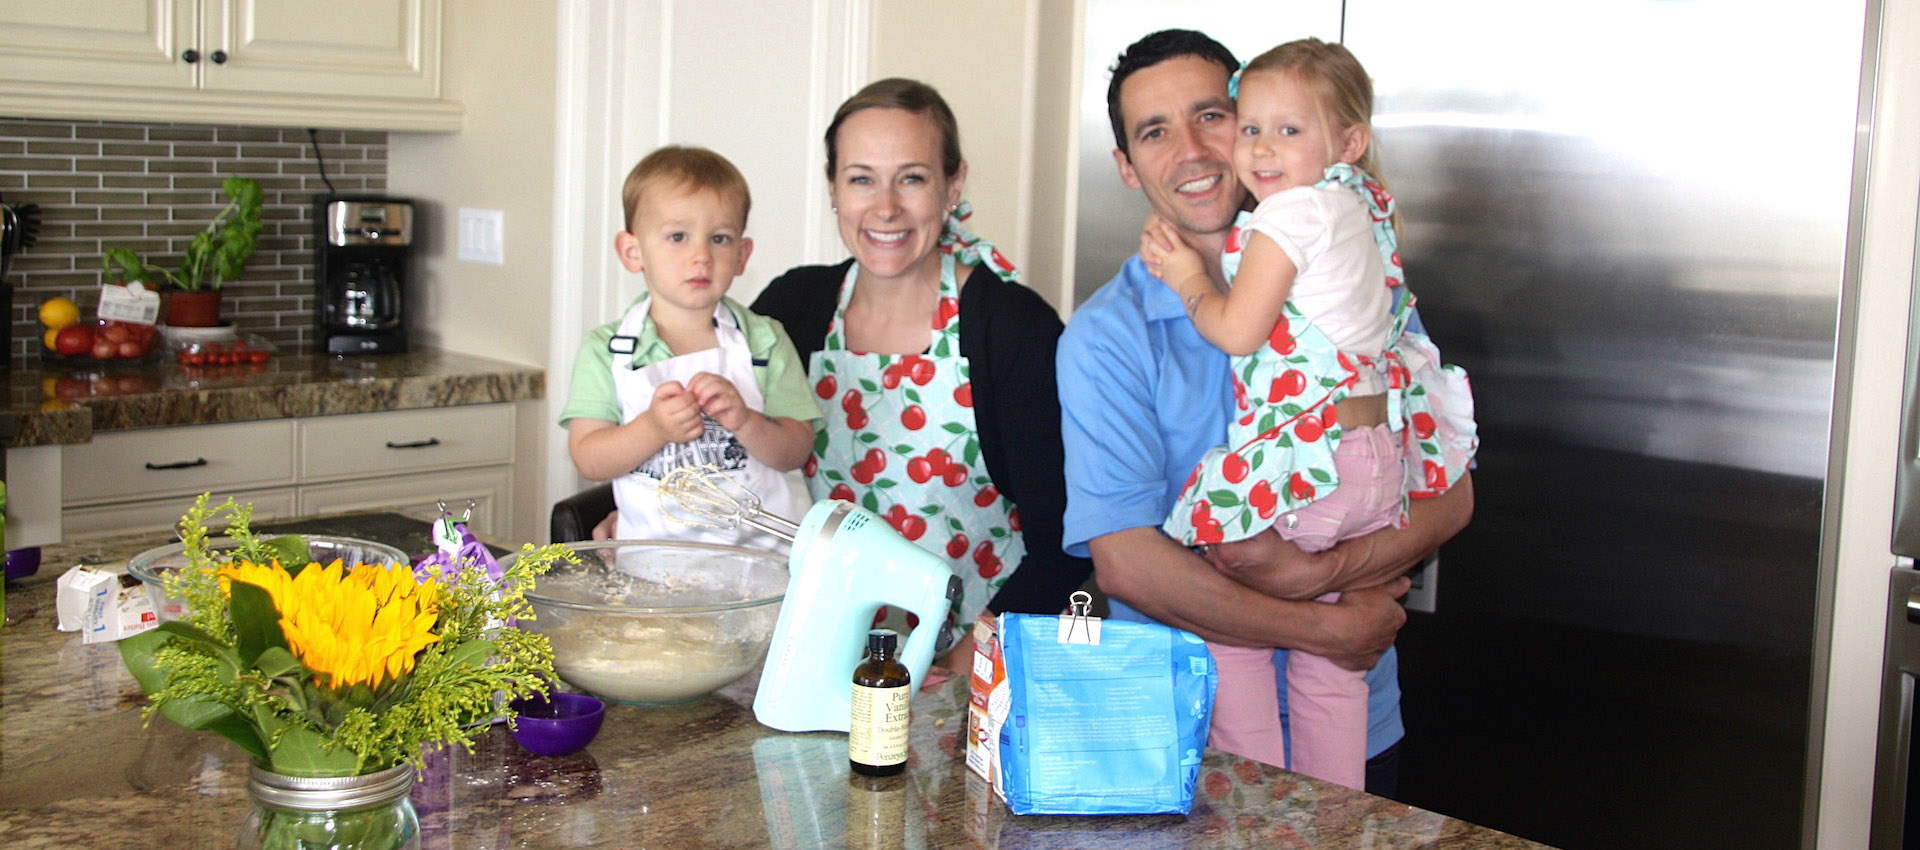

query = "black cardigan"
[[752, 260, 1094, 616]]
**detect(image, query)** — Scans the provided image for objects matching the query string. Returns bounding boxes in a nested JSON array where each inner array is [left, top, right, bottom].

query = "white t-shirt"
[[1240, 184, 1392, 356]]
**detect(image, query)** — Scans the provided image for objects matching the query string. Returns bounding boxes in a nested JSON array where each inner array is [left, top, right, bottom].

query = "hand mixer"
[[660, 467, 961, 733]]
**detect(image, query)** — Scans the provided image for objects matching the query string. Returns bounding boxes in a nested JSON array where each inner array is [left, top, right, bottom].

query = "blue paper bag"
[[996, 613, 1216, 815]]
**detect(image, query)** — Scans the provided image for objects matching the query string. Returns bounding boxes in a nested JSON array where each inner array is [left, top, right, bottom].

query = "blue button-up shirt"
[[1058, 255, 1402, 760]]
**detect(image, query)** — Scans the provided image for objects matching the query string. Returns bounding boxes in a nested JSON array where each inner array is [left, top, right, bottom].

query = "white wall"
[[387, 0, 560, 544]]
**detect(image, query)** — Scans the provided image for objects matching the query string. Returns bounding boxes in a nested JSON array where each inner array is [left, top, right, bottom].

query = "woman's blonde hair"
[[1244, 39, 1398, 229]]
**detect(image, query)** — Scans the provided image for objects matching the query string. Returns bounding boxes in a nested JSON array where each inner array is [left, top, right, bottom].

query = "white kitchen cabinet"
[[0, 0, 460, 132], [58, 403, 515, 538]]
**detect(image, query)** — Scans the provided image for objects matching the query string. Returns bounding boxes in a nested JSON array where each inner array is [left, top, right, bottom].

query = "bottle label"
[[849, 684, 909, 766]]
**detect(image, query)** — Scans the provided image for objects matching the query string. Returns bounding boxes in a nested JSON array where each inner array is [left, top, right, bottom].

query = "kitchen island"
[[0, 526, 1550, 849]]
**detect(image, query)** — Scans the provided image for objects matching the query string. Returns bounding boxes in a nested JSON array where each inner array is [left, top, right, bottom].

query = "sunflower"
[[219, 559, 441, 691]]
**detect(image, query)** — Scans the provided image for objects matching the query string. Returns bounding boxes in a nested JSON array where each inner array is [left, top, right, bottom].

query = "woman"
[[752, 78, 1091, 663]]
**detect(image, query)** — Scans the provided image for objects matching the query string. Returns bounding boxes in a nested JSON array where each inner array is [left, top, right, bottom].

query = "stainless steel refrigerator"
[[1076, 2, 1874, 847]]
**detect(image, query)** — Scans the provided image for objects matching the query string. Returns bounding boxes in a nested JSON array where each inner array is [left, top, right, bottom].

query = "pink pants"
[[1206, 424, 1401, 789]]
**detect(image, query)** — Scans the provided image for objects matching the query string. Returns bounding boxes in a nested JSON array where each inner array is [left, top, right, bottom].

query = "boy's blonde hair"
[[1244, 39, 1398, 229], [620, 145, 751, 232]]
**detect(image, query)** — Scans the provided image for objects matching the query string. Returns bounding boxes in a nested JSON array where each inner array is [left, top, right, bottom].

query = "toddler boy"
[[560, 146, 819, 544]]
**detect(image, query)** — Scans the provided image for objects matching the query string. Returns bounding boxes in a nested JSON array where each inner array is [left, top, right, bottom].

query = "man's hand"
[[1310, 579, 1411, 671], [646, 380, 704, 442], [687, 372, 749, 432], [1205, 528, 1340, 600]]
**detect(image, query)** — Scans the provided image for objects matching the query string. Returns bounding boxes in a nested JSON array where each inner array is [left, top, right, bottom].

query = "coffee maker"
[[315, 196, 413, 354]]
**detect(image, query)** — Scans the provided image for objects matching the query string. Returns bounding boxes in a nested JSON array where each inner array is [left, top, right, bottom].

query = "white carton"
[[57, 564, 159, 642]]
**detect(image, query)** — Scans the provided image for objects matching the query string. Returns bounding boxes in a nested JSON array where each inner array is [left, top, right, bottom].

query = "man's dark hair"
[[1107, 29, 1239, 159]]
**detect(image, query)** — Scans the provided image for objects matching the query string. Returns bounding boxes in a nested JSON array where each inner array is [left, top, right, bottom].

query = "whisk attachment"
[[657, 465, 800, 541]]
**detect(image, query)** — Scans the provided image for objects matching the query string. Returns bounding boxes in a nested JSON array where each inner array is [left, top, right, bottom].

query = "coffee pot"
[[315, 197, 412, 354]]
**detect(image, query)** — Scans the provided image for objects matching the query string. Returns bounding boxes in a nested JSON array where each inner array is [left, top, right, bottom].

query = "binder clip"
[[1057, 590, 1101, 645]]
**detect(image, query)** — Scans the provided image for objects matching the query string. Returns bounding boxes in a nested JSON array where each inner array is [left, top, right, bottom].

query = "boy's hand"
[[688, 372, 750, 432], [646, 381, 704, 442]]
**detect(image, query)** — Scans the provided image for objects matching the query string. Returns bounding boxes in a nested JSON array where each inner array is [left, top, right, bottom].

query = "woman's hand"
[[922, 630, 977, 691]]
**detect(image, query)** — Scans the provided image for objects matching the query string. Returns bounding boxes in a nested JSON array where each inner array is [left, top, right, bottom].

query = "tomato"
[[101, 323, 130, 344], [248, 351, 269, 364], [118, 341, 143, 358], [92, 340, 116, 359], [54, 325, 95, 356]]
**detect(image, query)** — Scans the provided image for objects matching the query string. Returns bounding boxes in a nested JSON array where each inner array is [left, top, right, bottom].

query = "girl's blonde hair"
[[1245, 38, 1398, 230]]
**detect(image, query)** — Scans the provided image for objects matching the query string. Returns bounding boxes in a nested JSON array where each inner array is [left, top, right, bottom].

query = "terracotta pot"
[[164, 290, 222, 327]]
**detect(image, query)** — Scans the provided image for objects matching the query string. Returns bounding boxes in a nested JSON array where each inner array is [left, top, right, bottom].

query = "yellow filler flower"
[[220, 559, 442, 690]]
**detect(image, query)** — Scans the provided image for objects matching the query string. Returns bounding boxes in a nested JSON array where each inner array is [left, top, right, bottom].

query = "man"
[[1057, 29, 1474, 797]]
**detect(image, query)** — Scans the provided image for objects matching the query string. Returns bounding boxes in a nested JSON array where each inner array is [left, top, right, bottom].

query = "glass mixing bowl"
[[517, 540, 788, 705], [128, 535, 410, 622]]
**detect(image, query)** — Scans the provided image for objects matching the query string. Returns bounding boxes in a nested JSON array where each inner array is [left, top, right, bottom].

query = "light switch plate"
[[1404, 552, 1439, 614], [457, 208, 504, 264]]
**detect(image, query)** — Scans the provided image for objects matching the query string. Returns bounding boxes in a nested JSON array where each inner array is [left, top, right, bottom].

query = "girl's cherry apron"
[[610, 295, 796, 548]]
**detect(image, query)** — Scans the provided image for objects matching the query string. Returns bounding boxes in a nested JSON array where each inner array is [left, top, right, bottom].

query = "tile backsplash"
[[0, 118, 388, 363]]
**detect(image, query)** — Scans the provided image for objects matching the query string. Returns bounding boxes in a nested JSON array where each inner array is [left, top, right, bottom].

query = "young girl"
[[1142, 38, 1473, 789]]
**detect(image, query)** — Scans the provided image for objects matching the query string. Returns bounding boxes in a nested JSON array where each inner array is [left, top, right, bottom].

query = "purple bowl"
[[510, 692, 605, 756], [4, 547, 40, 582]]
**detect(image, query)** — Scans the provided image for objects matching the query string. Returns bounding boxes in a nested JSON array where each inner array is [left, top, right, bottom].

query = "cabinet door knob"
[[181, 49, 200, 63], [385, 438, 442, 450], [210, 50, 227, 64], [145, 458, 209, 470]]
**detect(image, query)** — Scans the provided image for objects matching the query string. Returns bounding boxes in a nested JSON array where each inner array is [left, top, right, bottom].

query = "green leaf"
[[119, 628, 177, 695], [948, 517, 965, 532], [990, 527, 1008, 539], [859, 378, 879, 393], [858, 432, 879, 444], [874, 478, 897, 489], [918, 504, 942, 516], [228, 579, 288, 669], [267, 726, 365, 778], [861, 491, 880, 513], [252, 646, 303, 679], [905, 388, 922, 404], [964, 442, 980, 467], [1310, 468, 1334, 484], [942, 423, 967, 434], [1207, 490, 1242, 507], [261, 535, 311, 569], [814, 430, 830, 453], [438, 638, 498, 672], [893, 443, 915, 454]]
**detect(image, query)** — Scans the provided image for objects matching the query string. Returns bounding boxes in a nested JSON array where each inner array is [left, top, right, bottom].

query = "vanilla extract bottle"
[[849, 628, 910, 776]]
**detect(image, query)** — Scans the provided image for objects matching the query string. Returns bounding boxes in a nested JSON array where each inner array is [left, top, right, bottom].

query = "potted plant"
[[102, 176, 264, 327]]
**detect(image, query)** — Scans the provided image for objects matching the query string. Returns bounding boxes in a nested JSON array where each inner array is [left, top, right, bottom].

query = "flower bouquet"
[[119, 495, 576, 849]]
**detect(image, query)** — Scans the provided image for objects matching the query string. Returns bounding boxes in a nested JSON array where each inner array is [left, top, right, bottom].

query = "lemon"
[[42, 327, 60, 349], [39, 297, 80, 330]]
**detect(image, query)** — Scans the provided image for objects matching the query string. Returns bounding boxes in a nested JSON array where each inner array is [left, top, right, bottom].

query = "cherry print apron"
[[610, 295, 797, 548], [1164, 163, 1416, 546], [806, 218, 1025, 652]]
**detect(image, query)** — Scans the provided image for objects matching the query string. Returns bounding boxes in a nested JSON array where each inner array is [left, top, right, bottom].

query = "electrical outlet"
[[1403, 552, 1439, 614], [457, 208, 504, 264]]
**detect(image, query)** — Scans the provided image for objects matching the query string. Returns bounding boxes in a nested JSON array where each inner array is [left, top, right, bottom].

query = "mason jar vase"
[[236, 762, 420, 850]]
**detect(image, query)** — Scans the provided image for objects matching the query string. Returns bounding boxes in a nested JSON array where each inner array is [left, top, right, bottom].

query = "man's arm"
[[1208, 471, 1474, 600], [1090, 526, 1409, 671]]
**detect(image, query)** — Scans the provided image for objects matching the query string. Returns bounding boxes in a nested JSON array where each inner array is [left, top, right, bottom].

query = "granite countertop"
[[3, 348, 545, 447], [0, 526, 1552, 849]]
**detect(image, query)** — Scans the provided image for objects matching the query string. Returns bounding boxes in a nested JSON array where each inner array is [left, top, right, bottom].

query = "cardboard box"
[[965, 612, 1008, 797], [57, 565, 158, 643]]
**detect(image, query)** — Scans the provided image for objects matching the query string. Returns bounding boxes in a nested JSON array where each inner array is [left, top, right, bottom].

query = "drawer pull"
[[145, 458, 209, 470], [385, 438, 442, 450]]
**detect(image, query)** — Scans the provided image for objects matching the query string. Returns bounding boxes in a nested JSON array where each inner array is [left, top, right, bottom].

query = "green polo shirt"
[[559, 295, 822, 430]]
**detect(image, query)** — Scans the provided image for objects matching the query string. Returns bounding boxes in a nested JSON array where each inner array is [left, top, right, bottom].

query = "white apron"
[[610, 296, 797, 549]]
